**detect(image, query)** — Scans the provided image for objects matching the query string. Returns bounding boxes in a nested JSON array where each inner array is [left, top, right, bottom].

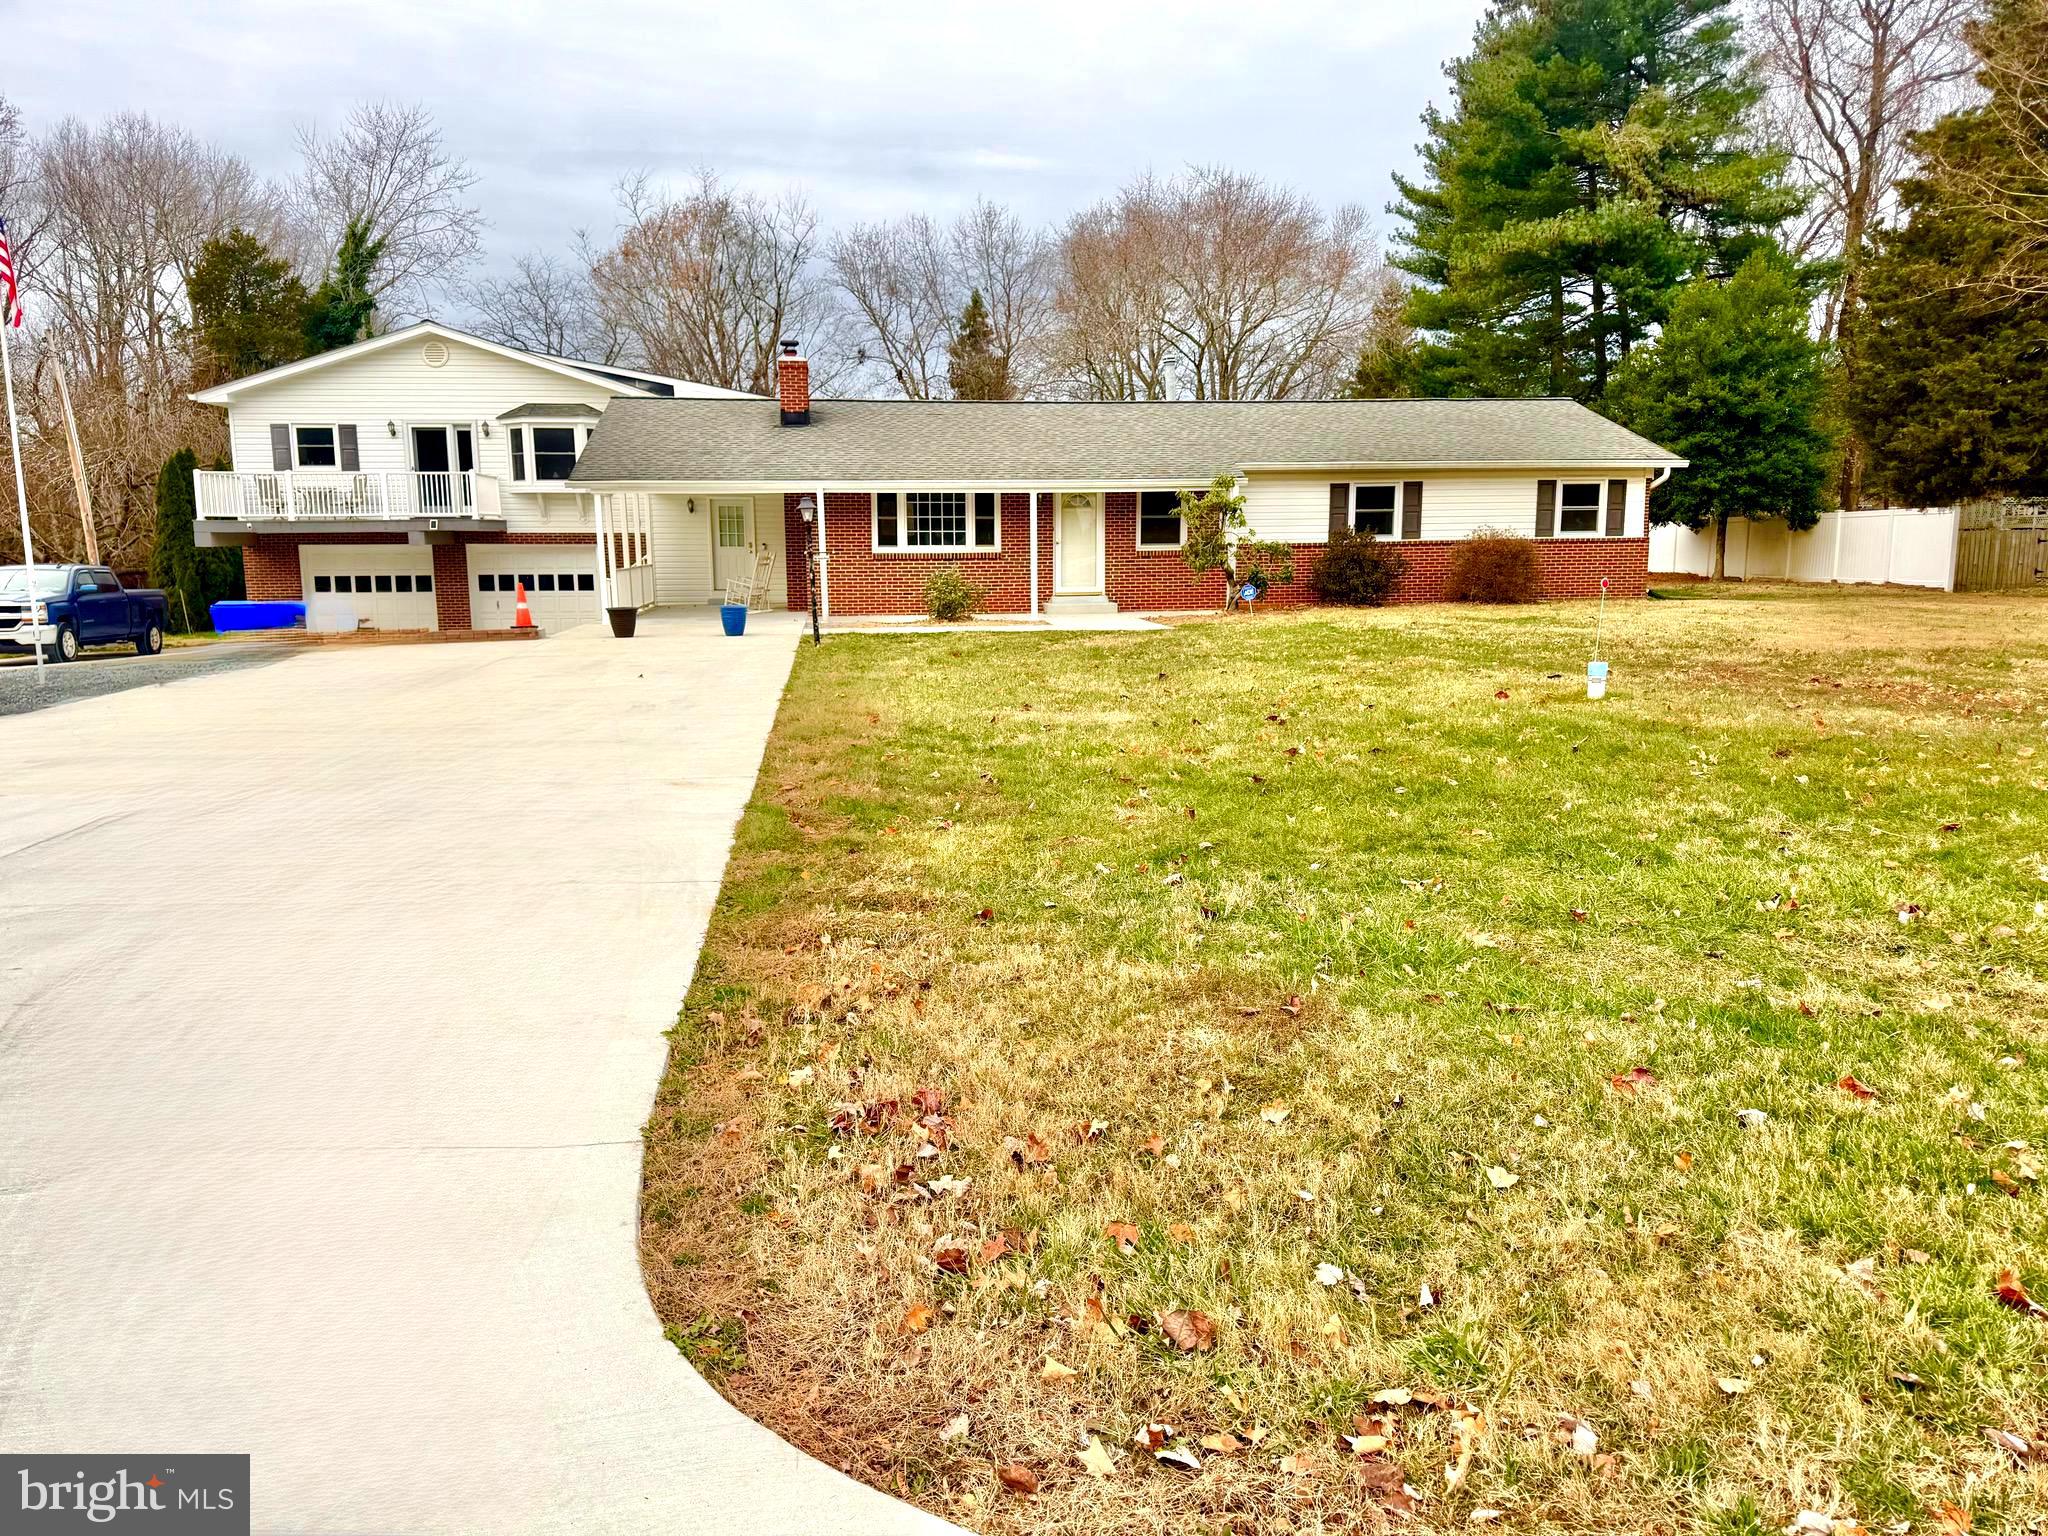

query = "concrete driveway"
[[0, 611, 951, 1534]]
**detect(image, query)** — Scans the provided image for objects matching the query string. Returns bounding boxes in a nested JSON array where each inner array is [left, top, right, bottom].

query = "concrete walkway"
[[0, 610, 952, 1534]]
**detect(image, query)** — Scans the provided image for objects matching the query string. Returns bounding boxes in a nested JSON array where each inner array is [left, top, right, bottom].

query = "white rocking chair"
[[723, 547, 777, 610]]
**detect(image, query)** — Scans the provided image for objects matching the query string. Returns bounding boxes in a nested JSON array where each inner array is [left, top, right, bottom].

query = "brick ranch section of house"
[[572, 343, 1683, 619]]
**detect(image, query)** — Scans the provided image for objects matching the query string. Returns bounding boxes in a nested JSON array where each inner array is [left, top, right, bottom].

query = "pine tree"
[[1850, 2, 2048, 504], [303, 218, 386, 355], [1394, 0, 1798, 402], [1608, 251, 1833, 576], [946, 289, 1012, 400], [188, 229, 310, 387]]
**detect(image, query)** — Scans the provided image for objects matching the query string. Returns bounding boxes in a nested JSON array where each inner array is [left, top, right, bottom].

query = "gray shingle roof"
[[498, 402, 604, 421], [568, 396, 1683, 487]]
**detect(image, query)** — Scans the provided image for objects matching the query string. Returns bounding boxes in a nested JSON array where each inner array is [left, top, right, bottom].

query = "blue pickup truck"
[[0, 565, 169, 662]]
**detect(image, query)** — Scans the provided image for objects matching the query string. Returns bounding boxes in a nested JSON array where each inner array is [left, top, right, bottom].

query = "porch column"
[[591, 492, 614, 612], [815, 482, 829, 625], [1028, 489, 1039, 616]]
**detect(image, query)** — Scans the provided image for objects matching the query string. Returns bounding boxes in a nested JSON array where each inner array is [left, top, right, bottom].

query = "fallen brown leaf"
[[1609, 1065, 1659, 1094], [1161, 1309, 1218, 1352], [996, 1463, 1038, 1496], [1837, 1074, 1879, 1100], [1995, 1268, 2046, 1318], [899, 1303, 937, 1335]]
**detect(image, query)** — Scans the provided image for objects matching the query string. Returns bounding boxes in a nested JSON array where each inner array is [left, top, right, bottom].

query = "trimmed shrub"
[[922, 564, 983, 621], [1309, 528, 1407, 606], [1444, 528, 1542, 603]]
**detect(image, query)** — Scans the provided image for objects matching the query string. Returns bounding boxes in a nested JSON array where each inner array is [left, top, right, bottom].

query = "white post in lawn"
[[0, 301, 44, 679], [1028, 489, 1039, 617], [814, 483, 828, 625]]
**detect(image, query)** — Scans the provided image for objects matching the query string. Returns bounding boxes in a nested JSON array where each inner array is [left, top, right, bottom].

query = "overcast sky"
[[9, 0, 1489, 279]]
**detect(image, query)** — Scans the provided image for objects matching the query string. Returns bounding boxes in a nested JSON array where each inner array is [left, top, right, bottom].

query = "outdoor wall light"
[[798, 495, 818, 523], [686, 497, 696, 514], [386, 421, 397, 436], [480, 422, 491, 438]]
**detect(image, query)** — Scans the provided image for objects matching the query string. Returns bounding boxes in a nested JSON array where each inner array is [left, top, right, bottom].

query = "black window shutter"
[[1328, 482, 1349, 541], [270, 424, 292, 471], [1605, 478, 1627, 537], [337, 424, 360, 472], [1535, 479, 1557, 539], [1400, 481, 1423, 541]]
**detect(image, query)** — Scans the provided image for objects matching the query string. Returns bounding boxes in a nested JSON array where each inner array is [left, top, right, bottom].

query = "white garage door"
[[467, 545, 599, 632], [301, 546, 438, 633]]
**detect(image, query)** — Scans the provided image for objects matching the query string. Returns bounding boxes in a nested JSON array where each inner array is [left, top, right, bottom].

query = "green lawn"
[[643, 587, 2048, 1535]]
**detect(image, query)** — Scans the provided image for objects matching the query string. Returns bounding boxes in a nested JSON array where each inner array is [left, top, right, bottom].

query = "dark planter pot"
[[606, 605, 638, 638]]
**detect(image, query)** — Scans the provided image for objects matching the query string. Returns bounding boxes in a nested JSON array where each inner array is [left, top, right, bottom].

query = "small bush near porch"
[[643, 588, 2047, 1535]]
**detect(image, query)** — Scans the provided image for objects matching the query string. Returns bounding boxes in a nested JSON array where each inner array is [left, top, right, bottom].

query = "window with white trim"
[[1559, 481, 1602, 534], [872, 490, 1000, 551], [507, 423, 589, 483], [293, 425, 338, 468], [1352, 482, 1397, 537], [1138, 490, 1190, 549]]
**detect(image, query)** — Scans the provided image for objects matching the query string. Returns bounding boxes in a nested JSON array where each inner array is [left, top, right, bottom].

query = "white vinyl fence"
[[1648, 507, 1959, 591]]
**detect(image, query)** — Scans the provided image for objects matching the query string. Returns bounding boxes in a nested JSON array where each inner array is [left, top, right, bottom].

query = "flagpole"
[[0, 303, 42, 680]]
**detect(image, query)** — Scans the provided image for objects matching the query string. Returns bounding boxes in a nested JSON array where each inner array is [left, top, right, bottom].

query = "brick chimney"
[[776, 338, 810, 426]]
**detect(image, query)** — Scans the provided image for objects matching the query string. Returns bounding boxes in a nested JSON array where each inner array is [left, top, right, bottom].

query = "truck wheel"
[[54, 624, 78, 663], [136, 621, 164, 656]]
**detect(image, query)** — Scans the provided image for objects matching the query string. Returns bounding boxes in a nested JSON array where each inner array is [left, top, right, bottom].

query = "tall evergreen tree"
[[1394, 0, 1799, 402], [1608, 250, 1833, 576], [947, 288, 1012, 400], [149, 448, 245, 632], [303, 218, 386, 355], [188, 229, 310, 387], [1850, 2, 2048, 505]]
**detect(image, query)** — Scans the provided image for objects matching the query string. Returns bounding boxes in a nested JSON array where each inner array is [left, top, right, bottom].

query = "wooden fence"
[[1954, 501, 2047, 592]]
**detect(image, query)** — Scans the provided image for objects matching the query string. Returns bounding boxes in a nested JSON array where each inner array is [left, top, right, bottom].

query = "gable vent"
[[421, 340, 450, 368]]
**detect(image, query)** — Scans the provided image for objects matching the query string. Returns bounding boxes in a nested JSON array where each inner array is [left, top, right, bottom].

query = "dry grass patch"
[[644, 588, 2048, 1535]]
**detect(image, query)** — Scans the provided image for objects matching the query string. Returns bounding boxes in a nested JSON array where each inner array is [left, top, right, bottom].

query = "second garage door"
[[467, 545, 599, 632]]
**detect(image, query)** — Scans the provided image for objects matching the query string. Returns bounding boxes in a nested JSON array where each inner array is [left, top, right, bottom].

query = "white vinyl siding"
[[221, 336, 621, 533], [1240, 469, 1648, 543], [649, 491, 789, 606]]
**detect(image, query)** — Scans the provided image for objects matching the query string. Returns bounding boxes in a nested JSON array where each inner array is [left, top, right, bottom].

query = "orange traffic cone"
[[512, 580, 536, 630]]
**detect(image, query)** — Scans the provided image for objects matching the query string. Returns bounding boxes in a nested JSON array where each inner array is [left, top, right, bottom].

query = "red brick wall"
[[786, 491, 1647, 614]]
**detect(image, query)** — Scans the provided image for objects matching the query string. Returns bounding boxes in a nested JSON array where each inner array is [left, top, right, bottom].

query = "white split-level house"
[[191, 321, 765, 632], [194, 326, 1685, 631]]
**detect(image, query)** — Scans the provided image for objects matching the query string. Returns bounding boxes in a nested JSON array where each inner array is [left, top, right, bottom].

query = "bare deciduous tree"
[[464, 250, 620, 362], [1928, 1, 2048, 298], [586, 172, 836, 395], [0, 110, 272, 565], [829, 199, 1054, 398], [293, 100, 484, 320], [1051, 167, 1381, 400], [828, 214, 955, 397], [1753, 0, 1979, 507]]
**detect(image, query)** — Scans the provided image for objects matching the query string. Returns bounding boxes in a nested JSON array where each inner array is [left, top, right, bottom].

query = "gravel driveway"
[[0, 639, 288, 715]]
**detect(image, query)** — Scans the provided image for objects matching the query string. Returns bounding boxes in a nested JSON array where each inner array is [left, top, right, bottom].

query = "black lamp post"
[[797, 495, 821, 646]]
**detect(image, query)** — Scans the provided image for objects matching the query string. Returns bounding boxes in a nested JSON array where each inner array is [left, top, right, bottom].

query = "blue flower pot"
[[720, 603, 748, 637]]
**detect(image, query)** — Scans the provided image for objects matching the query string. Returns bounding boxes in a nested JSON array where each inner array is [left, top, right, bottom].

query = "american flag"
[[0, 216, 21, 328]]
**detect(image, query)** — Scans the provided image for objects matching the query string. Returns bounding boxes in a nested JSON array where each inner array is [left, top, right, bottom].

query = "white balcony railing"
[[194, 470, 504, 522]]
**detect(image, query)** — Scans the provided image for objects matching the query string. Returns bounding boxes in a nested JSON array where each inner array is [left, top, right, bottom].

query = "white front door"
[[1057, 493, 1102, 594], [711, 498, 755, 595], [467, 546, 598, 631], [300, 546, 438, 632]]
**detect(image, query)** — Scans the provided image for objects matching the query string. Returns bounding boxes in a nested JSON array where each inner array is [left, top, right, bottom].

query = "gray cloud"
[[8, 0, 1486, 272]]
